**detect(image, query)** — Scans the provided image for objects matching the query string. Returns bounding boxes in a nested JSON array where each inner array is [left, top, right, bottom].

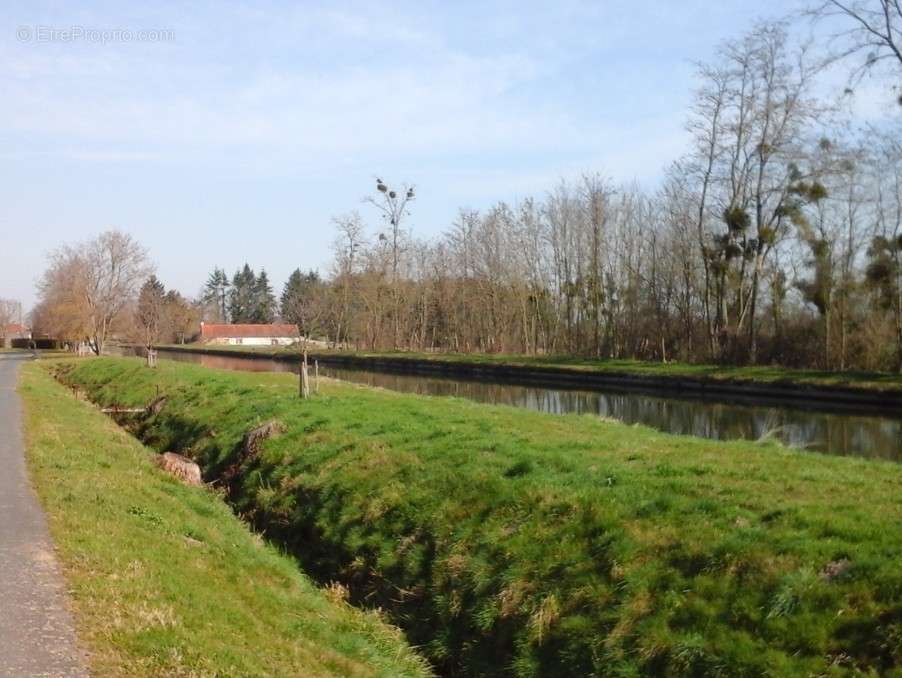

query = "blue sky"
[[0, 0, 888, 309]]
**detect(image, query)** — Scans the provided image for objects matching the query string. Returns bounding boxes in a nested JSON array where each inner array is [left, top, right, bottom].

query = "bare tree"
[[38, 231, 153, 355], [136, 275, 166, 349], [366, 179, 415, 281], [808, 0, 902, 97], [867, 125, 902, 368], [366, 178, 415, 346], [681, 22, 824, 362], [0, 299, 23, 347], [330, 212, 366, 347], [164, 290, 201, 345], [580, 174, 614, 357]]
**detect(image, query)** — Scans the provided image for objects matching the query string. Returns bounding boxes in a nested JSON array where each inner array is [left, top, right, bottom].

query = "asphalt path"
[[0, 354, 87, 676]]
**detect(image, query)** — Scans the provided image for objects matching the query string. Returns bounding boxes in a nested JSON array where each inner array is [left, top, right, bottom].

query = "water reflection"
[[156, 350, 902, 461]]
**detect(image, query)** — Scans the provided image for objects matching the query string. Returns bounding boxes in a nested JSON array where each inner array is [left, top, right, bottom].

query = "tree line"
[[30, 232, 201, 354], [200, 264, 322, 331], [136, 276, 200, 347]]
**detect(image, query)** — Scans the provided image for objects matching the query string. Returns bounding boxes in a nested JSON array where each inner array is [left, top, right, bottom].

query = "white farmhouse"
[[199, 322, 299, 346]]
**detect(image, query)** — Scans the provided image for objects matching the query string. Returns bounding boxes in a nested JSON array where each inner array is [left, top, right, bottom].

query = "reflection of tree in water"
[[160, 351, 901, 460]]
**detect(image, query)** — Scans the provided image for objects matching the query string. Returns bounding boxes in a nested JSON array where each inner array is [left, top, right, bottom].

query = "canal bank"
[[155, 345, 902, 408], [19, 361, 430, 676], [56, 357, 902, 676], [152, 345, 902, 459]]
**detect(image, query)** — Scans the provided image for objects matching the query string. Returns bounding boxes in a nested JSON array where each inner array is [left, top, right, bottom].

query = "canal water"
[[154, 350, 902, 461]]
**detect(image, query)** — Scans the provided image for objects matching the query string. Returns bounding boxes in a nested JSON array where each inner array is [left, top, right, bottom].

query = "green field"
[[19, 362, 429, 677], [161, 343, 902, 393], [56, 357, 902, 675]]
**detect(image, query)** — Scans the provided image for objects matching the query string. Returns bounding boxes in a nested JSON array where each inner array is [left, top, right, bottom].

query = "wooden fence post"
[[300, 351, 310, 399]]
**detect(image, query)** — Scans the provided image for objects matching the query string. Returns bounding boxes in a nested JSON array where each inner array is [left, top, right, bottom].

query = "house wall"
[[206, 337, 297, 346]]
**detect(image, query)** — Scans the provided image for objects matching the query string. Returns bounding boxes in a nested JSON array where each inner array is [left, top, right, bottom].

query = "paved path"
[[0, 354, 87, 677]]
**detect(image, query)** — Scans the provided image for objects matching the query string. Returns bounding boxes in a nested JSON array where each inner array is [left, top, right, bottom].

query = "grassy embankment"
[[59, 357, 902, 676], [161, 343, 902, 393], [19, 362, 429, 677]]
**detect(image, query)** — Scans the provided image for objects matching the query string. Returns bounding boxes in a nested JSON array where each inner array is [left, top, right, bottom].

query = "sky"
[[0, 0, 896, 311]]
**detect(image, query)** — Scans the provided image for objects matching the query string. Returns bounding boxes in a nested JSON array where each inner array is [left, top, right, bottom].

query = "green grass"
[[60, 357, 902, 676], [162, 343, 902, 392], [33, 349, 75, 359], [18, 362, 430, 677]]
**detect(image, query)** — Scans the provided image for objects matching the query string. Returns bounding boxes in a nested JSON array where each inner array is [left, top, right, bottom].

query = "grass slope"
[[161, 344, 902, 393], [62, 357, 902, 676], [19, 362, 429, 677]]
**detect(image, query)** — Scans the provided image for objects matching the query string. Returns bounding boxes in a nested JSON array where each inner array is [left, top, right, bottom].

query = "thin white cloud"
[[1, 35, 583, 162]]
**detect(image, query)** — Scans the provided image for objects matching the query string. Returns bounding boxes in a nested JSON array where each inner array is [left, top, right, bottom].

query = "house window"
[[271, 339, 278, 345], [236, 338, 243, 345]]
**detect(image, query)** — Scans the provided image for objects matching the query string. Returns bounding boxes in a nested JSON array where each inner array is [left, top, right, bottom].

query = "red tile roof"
[[1, 323, 28, 335], [200, 323, 299, 339]]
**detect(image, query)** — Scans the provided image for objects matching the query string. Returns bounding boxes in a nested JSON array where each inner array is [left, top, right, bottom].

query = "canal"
[[154, 349, 902, 461]]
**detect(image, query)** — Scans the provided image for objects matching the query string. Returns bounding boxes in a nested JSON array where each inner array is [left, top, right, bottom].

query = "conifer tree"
[[253, 269, 277, 323], [202, 267, 230, 322], [228, 264, 257, 323]]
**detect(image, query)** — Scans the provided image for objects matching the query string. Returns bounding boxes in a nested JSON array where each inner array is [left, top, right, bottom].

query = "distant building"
[[199, 322, 299, 346], [1, 323, 30, 348]]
